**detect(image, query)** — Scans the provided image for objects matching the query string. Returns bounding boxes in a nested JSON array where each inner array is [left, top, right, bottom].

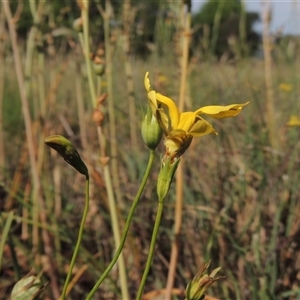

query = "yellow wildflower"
[[286, 115, 300, 127], [144, 72, 249, 161], [279, 83, 292, 92]]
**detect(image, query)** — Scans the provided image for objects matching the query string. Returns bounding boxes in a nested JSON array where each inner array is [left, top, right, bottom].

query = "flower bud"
[[157, 157, 180, 200], [185, 261, 224, 300], [93, 56, 105, 76], [141, 106, 162, 150], [93, 63, 105, 76], [73, 18, 83, 32], [45, 135, 88, 178], [11, 275, 44, 300], [93, 108, 105, 126]]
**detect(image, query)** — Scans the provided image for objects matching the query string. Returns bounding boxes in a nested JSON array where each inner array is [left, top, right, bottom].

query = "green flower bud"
[[73, 18, 83, 32], [45, 135, 89, 178], [141, 106, 163, 150], [157, 157, 180, 200], [11, 275, 44, 300], [93, 61, 105, 76], [185, 261, 224, 300]]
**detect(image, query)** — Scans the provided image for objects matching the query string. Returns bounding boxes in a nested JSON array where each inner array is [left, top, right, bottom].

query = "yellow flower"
[[279, 83, 292, 92], [144, 72, 249, 160], [286, 115, 300, 127]]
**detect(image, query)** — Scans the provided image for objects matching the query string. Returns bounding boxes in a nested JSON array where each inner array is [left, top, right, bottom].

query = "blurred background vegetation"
[[1, 0, 300, 299]]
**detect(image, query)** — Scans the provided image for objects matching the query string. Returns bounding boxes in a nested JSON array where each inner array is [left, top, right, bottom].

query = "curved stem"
[[60, 176, 90, 300], [135, 198, 164, 300], [85, 150, 155, 300]]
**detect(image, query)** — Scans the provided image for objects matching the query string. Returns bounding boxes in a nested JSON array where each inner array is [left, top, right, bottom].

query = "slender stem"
[[101, 138, 129, 300], [239, 0, 247, 56], [60, 177, 90, 300], [75, 50, 89, 156], [80, 3, 129, 297], [81, 2, 97, 106], [165, 3, 191, 299], [103, 0, 124, 209], [178, 5, 191, 112], [0, 211, 14, 272], [86, 150, 155, 300], [0, 7, 5, 181], [262, 2, 277, 150], [135, 198, 164, 300], [95, 77, 129, 299], [165, 161, 184, 299], [210, 1, 224, 56], [122, 0, 138, 150]]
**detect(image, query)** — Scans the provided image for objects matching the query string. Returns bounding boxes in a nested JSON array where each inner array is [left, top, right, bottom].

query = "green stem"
[[135, 198, 165, 300], [85, 150, 155, 300], [0, 211, 14, 272], [81, 3, 97, 106], [61, 176, 89, 300]]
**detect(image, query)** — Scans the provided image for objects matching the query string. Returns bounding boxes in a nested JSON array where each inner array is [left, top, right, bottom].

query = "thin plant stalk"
[[60, 177, 90, 300], [81, 5, 96, 107], [95, 104, 129, 297], [5, 145, 28, 210], [210, 0, 224, 57], [80, 2, 129, 298], [165, 2, 191, 299], [0, 211, 14, 272], [21, 182, 31, 240], [97, 127, 129, 300], [23, 0, 44, 266], [122, 0, 138, 150], [262, 2, 278, 150], [2, 1, 60, 298], [239, 0, 247, 56], [178, 3, 191, 112], [25, 0, 40, 257], [0, 6, 5, 181], [135, 198, 165, 300], [103, 0, 124, 209], [75, 49, 89, 158], [36, 53, 46, 176], [52, 153, 63, 269], [37, 51, 46, 117], [86, 150, 155, 300], [46, 24, 65, 274], [74, 47, 95, 212]]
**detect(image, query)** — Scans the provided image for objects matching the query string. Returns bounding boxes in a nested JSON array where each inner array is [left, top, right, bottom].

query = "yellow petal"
[[178, 112, 197, 132], [156, 92, 180, 128], [148, 90, 158, 113], [196, 102, 249, 119], [144, 72, 151, 92], [156, 108, 170, 134], [188, 117, 217, 137]]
